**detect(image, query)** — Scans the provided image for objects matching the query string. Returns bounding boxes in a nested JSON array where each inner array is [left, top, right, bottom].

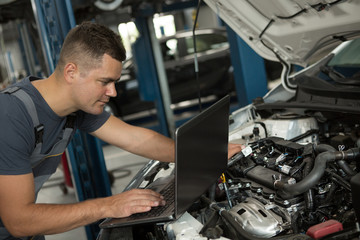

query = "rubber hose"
[[337, 160, 357, 177], [276, 151, 336, 198], [303, 157, 315, 211], [315, 144, 336, 153], [316, 143, 356, 176], [276, 148, 360, 199]]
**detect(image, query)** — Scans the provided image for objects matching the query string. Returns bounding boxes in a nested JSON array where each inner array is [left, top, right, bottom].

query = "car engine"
[[175, 109, 359, 240], [101, 105, 360, 240], [217, 135, 359, 239]]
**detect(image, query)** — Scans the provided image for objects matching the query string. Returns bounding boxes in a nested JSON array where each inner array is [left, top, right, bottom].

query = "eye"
[[99, 80, 111, 86], [99, 78, 117, 86]]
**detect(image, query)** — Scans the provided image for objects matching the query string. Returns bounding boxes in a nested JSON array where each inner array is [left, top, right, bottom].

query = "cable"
[[192, 0, 202, 112], [254, 0, 348, 84], [254, 121, 268, 138], [276, 8, 307, 20], [259, 0, 347, 38], [259, 19, 274, 39], [288, 129, 319, 142], [260, 39, 297, 93]]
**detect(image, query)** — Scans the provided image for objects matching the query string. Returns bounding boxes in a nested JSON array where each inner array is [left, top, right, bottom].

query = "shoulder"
[[0, 92, 34, 142], [1, 83, 34, 127], [0, 93, 34, 174], [76, 110, 111, 133]]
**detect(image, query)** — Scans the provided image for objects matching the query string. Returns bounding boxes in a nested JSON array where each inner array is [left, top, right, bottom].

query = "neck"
[[32, 73, 76, 117]]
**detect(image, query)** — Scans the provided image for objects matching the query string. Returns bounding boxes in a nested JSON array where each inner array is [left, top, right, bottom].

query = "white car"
[[99, 1, 360, 239]]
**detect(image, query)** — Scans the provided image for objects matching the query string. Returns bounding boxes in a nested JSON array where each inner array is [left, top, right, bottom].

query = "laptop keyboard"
[[129, 182, 175, 219]]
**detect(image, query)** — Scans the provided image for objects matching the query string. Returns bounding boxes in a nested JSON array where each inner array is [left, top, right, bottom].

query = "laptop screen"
[[175, 95, 230, 217]]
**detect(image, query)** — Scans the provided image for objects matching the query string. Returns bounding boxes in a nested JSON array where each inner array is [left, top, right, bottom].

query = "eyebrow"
[[99, 77, 120, 83]]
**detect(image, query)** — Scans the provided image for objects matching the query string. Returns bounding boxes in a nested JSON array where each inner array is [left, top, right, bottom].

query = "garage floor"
[[37, 144, 150, 240]]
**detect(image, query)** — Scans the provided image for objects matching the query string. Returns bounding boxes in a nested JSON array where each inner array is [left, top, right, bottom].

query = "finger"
[[124, 189, 166, 207], [125, 199, 166, 216], [228, 144, 244, 159], [131, 206, 152, 214], [130, 188, 163, 197], [110, 189, 168, 217], [130, 198, 163, 207], [229, 143, 244, 150], [135, 190, 167, 206], [128, 189, 165, 201], [120, 205, 152, 217], [111, 197, 160, 217]]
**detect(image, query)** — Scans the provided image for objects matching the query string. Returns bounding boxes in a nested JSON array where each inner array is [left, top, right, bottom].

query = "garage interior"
[[0, 1, 275, 239], [3, 1, 359, 240]]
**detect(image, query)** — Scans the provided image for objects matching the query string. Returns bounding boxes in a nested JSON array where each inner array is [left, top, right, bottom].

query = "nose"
[[107, 82, 117, 97]]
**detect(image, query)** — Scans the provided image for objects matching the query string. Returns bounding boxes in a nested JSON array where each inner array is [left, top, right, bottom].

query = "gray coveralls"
[[0, 87, 75, 240]]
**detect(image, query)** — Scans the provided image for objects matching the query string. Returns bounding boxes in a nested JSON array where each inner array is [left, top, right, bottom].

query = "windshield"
[[319, 39, 360, 85]]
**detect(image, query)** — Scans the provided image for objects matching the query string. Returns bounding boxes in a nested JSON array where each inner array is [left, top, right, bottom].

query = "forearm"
[[125, 127, 175, 163], [6, 187, 164, 237], [5, 198, 108, 237], [1, 171, 166, 237], [93, 116, 175, 163]]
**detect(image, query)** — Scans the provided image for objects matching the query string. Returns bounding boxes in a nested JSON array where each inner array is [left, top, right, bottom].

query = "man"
[[0, 22, 242, 239]]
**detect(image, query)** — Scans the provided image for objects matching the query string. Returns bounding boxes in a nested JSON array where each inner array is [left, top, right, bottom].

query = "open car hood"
[[203, 0, 360, 67]]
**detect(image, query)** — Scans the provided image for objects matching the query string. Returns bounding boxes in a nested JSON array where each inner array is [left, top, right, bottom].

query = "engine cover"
[[228, 197, 284, 238]]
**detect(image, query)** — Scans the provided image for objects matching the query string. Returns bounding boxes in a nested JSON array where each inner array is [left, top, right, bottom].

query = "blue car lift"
[[132, 16, 173, 137], [31, 0, 111, 239], [131, 0, 198, 137], [225, 25, 268, 108]]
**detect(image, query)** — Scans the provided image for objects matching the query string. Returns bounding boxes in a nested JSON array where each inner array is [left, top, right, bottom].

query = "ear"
[[63, 62, 78, 84]]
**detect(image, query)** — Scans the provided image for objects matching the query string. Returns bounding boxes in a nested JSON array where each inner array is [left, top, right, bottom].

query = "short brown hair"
[[56, 21, 126, 73]]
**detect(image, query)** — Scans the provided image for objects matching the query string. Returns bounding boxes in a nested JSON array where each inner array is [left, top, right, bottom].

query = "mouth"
[[97, 101, 108, 108], [99, 98, 109, 104]]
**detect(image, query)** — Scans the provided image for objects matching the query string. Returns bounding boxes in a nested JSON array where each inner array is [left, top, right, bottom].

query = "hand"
[[228, 143, 244, 159], [105, 189, 166, 218]]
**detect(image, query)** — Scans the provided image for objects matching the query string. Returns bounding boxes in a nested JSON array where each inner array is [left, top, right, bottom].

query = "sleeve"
[[76, 110, 111, 133], [0, 96, 34, 175]]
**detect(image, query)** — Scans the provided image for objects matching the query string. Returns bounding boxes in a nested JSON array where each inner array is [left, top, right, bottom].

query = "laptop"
[[99, 95, 230, 229]]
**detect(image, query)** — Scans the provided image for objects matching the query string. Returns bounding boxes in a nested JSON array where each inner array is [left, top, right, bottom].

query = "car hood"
[[203, 0, 360, 67]]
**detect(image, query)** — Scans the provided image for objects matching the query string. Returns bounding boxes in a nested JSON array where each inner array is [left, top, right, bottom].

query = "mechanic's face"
[[74, 54, 122, 115]]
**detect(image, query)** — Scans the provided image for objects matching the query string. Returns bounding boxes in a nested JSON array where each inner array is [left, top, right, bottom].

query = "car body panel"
[[204, 0, 360, 66]]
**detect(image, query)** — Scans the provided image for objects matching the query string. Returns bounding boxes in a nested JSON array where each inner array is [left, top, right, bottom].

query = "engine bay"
[[99, 105, 360, 240]]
